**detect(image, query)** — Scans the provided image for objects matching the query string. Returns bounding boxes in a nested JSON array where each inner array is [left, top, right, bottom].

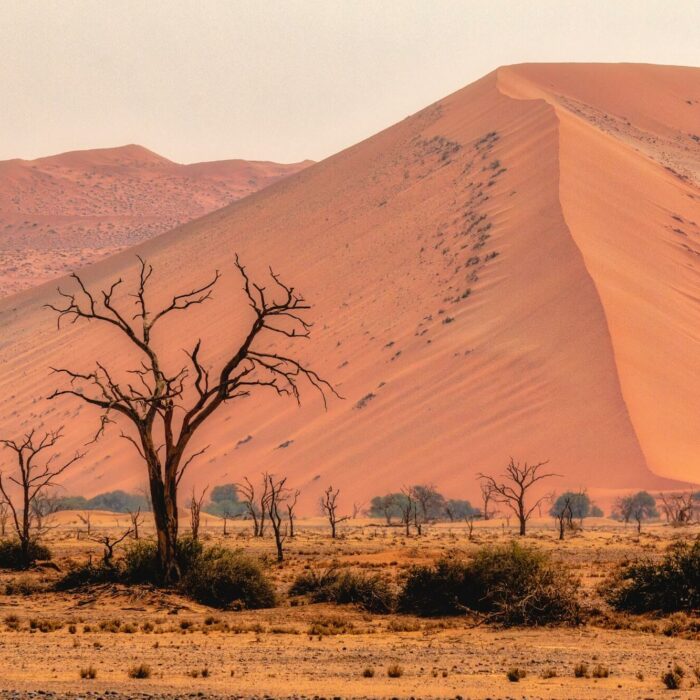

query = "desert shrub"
[[605, 540, 700, 613], [0, 539, 52, 569], [128, 663, 151, 679], [122, 540, 160, 584], [661, 664, 684, 689], [398, 542, 581, 625], [80, 665, 97, 679], [506, 667, 526, 682], [176, 534, 203, 574], [574, 662, 589, 678], [56, 561, 121, 590], [181, 546, 275, 609], [387, 663, 404, 678], [290, 567, 395, 613], [362, 667, 375, 678], [308, 614, 354, 636]]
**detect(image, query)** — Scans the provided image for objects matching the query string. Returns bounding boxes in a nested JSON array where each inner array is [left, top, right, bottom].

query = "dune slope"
[[0, 145, 311, 296], [0, 64, 697, 512]]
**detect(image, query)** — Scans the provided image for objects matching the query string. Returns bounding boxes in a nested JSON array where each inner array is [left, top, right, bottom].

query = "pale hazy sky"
[[1, 1, 698, 164]]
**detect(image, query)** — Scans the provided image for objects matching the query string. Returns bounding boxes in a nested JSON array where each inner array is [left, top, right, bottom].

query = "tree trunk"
[[518, 515, 526, 536], [149, 473, 180, 584]]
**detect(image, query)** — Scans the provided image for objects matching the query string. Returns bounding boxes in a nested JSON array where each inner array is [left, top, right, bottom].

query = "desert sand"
[[0, 514, 698, 699], [0, 145, 311, 296], [0, 64, 698, 513]]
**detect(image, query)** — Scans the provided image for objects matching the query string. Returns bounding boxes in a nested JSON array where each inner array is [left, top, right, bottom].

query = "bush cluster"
[[604, 540, 700, 613], [398, 542, 582, 625], [58, 536, 274, 610], [0, 539, 52, 569], [290, 567, 395, 613]]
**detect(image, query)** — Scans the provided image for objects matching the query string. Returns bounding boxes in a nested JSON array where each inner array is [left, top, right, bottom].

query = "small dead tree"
[[189, 486, 209, 541], [478, 458, 558, 536], [128, 507, 143, 539], [47, 256, 336, 583], [286, 488, 300, 538], [0, 429, 83, 567], [659, 492, 695, 526], [465, 512, 478, 540], [320, 486, 349, 539], [479, 480, 494, 521], [265, 473, 288, 562], [77, 512, 92, 537], [397, 488, 415, 536], [0, 502, 8, 537], [89, 528, 132, 567], [236, 476, 267, 537], [554, 494, 573, 541]]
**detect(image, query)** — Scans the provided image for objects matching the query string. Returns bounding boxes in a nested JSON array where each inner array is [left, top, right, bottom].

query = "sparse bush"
[[308, 614, 354, 636], [506, 667, 526, 682], [387, 663, 404, 678], [181, 546, 275, 609], [128, 663, 152, 679], [605, 540, 700, 613], [661, 664, 684, 689], [80, 665, 97, 679], [0, 539, 52, 569], [591, 664, 609, 678], [290, 567, 395, 613], [574, 662, 589, 678], [541, 667, 557, 678], [398, 542, 581, 625], [56, 561, 121, 590], [362, 667, 375, 678]]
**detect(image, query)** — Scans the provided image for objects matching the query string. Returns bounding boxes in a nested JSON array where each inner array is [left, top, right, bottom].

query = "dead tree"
[[478, 458, 558, 536], [128, 507, 143, 539], [397, 488, 415, 536], [286, 488, 300, 538], [77, 512, 92, 537], [189, 486, 208, 541], [89, 528, 132, 567], [0, 502, 8, 537], [320, 486, 349, 538], [554, 494, 573, 541], [479, 480, 494, 521], [237, 476, 263, 537], [659, 492, 695, 526], [47, 256, 336, 583], [265, 473, 288, 562], [465, 512, 478, 540], [0, 429, 83, 567]]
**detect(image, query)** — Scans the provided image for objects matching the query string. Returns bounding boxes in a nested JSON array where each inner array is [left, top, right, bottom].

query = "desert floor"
[[0, 515, 699, 699]]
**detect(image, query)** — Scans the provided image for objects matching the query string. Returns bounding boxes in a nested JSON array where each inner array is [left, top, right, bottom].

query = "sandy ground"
[[0, 514, 698, 698]]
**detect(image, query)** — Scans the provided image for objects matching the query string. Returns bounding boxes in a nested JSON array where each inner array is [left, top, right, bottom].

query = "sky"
[[1, 0, 698, 164]]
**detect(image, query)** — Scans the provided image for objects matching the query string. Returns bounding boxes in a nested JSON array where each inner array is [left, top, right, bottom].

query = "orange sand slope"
[[0, 145, 311, 296], [0, 64, 698, 512]]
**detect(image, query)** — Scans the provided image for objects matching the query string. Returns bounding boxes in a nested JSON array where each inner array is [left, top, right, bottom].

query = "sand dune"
[[0, 64, 697, 513], [0, 144, 311, 296]]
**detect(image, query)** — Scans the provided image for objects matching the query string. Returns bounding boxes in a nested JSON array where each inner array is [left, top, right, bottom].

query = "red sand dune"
[[0, 64, 698, 513], [0, 145, 311, 296]]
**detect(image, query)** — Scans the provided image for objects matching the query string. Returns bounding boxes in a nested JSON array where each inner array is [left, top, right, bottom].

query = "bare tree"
[[397, 488, 415, 536], [286, 488, 300, 538], [478, 458, 558, 536], [0, 429, 83, 567], [236, 476, 264, 537], [128, 507, 143, 539], [89, 528, 132, 567], [265, 473, 288, 562], [465, 512, 478, 540], [47, 256, 336, 583], [479, 480, 494, 521], [553, 494, 573, 541], [352, 501, 366, 519], [659, 492, 695, 526], [77, 511, 92, 537], [320, 486, 349, 539], [0, 502, 8, 537], [189, 486, 209, 541]]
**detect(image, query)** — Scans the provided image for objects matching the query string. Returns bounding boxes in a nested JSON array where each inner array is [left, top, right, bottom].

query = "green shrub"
[[290, 567, 395, 613], [56, 562, 121, 590], [0, 539, 52, 569], [398, 542, 581, 625], [122, 540, 160, 584], [605, 540, 700, 613], [181, 546, 275, 609]]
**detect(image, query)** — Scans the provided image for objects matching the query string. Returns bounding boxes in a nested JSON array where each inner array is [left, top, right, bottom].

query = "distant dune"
[[0, 144, 311, 295], [0, 64, 698, 512]]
